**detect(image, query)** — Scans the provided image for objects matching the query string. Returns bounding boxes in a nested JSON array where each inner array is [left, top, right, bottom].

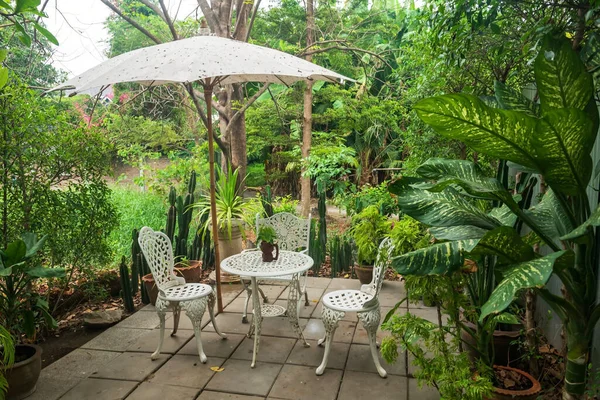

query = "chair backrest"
[[138, 226, 180, 291], [362, 237, 394, 298], [255, 212, 311, 253]]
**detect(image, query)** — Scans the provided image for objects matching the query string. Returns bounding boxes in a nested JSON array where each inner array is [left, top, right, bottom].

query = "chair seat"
[[321, 289, 375, 312], [159, 283, 213, 302]]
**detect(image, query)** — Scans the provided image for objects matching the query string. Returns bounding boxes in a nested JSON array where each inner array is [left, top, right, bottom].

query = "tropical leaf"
[[22, 233, 46, 258], [525, 189, 574, 239], [26, 266, 66, 278], [397, 187, 501, 230], [414, 93, 540, 170], [14, 0, 40, 13], [534, 36, 593, 113], [561, 204, 600, 241], [33, 23, 58, 45], [533, 108, 595, 196], [489, 204, 517, 227], [429, 225, 487, 241], [391, 239, 479, 275], [479, 251, 567, 321], [470, 226, 535, 264], [494, 80, 538, 116]]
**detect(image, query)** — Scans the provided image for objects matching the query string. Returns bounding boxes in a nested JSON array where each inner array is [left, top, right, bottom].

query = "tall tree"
[[300, 0, 315, 216]]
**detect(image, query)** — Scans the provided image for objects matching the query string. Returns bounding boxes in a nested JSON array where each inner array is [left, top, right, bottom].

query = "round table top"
[[220, 250, 314, 277]]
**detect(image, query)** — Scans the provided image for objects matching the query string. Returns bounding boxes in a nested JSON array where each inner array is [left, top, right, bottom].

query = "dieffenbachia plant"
[[390, 34, 599, 399]]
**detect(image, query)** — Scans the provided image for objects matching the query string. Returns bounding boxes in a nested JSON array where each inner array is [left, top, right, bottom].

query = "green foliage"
[[350, 206, 391, 265], [328, 233, 354, 278], [257, 226, 277, 245], [0, 323, 14, 397], [246, 162, 266, 187], [119, 256, 135, 313], [337, 182, 399, 216], [273, 195, 298, 215], [308, 219, 325, 274], [388, 216, 430, 255], [173, 171, 196, 260], [260, 185, 274, 217], [0, 234, 64, 341]]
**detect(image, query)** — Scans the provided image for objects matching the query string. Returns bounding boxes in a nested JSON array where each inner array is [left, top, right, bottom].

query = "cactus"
[[329, 233, 354, 278], [174, 171, 197, 260], [309, 219, 323, 273], [166, 187, 177, 243], [119, 256, 135, 313], [261, 185, 274, 217], [317, 188, 327, 263]]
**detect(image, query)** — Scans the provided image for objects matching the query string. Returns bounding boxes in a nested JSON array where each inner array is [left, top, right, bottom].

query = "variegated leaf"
[[561, 204, 600, 241], [494, 80, 538, 117], [534, 36, 593, 113], [397, 187, 501, 230], [429, 226, 487, 241], [489, 204, 517, 227], [479, 251, 567, 321], [391, 240, 480, 276], [533, 108, 595, 196], [470, 226, 535, 264], [414, 93, 540, 170], [525, 189, 574, 239]]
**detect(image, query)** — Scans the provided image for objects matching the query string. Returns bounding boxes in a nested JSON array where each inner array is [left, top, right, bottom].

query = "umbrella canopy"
[[51, 35, 352, 313], [53, 36, 351, 94]]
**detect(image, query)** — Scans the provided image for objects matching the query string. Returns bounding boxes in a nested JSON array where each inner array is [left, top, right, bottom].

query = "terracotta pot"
[[461, 320, 522, 367], [3, 344, 42, 400], [142, 260, 203, 305], [142, 273, 159, 306], [487, 365, 541, 400], [260, 242, 279, 262], [354, 264, 373, 284], [215, 221, 243, 283]]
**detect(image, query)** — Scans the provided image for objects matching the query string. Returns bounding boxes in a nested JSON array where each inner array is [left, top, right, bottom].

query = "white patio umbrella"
[[51, 35, 352, 312]]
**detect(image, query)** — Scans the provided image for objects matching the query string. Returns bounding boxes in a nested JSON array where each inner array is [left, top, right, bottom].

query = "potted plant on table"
[[0, 233, 65, 400], [257, 226, 278, 262], [350, 205, 391, 284]]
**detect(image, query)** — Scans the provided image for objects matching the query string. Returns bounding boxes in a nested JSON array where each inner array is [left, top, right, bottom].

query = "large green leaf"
[[525, 189, 574, 239], [397, 187, 501, 230], [494, 81, 538, 117], [471, 226, 535, 264], [14, 0, 40, 13], [33, 23, 58, 45], [429, 225, 487, 241], [26, 266, 65, 278], [535, 36, 593, 113], [561, 204, 600, 241], [1, 239, 26, 268], [533, 108, 595, 196], [22, 233, 46, 259], [479, 251, 567, 321], [489, 204, 517, 227], [391, 239, 480, 276], [414, 94, 540, 170]]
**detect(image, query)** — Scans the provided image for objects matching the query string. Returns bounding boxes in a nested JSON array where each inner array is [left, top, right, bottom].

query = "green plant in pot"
[[257, 226, 279, 262], [389, 34, 598, 399], [0, 233, 65, 399], [350, 205, 391, 284]]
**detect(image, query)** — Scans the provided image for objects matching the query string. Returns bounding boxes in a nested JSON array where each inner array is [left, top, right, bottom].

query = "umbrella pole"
[[204, 83, 224, 313]]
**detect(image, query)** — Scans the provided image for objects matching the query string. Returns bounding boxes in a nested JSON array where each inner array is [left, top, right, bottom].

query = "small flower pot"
[[260, 242, 279, 262], [3, 344, 42, 400], [142, 260, 202, 305], [488, 365, 541, 400], [354, 264, 373, 284]]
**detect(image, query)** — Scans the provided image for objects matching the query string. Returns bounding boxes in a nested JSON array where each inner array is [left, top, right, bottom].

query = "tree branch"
[[298, 43, 393, 71], [244, 0, 261, 42], [185, 83, 228, 154], [196, 0, 220, 35], [225, 83, 269, 134], [158, 0, 179, 40], [137, 0, 166, 21], [101, 0, 162, 45], [232, 0, 248, 39]]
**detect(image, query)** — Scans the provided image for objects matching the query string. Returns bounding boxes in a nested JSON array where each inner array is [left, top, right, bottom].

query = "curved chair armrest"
[[174, 276, 186, 285], [360, 283, 376, 296], [362, 297, 380, 310], [241, 248, 260, 253]]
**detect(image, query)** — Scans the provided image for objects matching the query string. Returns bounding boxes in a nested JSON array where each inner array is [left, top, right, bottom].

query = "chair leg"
[[316, 306, 345, 376], [243, 287, 251, 324], [358, 308, 387, 378], [171, 303, 181, 336], [152, 299, 168, 360], [208, 291, 227, 339], [185, 298, 208, 363]]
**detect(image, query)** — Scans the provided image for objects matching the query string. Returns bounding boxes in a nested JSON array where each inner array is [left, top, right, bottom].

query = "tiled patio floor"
[[32, 278, 440, 400]]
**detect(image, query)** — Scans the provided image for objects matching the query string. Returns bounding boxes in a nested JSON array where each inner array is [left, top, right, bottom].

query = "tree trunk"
[[300, 0, 315, 217]]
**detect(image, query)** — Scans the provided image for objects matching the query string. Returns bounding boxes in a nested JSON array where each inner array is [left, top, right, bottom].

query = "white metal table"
[[221, 250, 313, 367]]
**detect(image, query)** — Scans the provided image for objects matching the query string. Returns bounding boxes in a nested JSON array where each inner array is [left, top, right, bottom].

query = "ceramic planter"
[[461, 320, 522, 367], [142, 260, 202, 305], [488, 365, 541, 400], [354, 264, 374, 284], [3, 344, 42, 400]]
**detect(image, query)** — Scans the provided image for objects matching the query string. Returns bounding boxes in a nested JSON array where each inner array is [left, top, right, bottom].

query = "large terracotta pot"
[[354, 264, 373, 284], [142, 260, 203, 306], [461, 320, 522, 367], [4, 344, 42, 400], [487, 365, 541, 400], [213, 220, 244, 283]]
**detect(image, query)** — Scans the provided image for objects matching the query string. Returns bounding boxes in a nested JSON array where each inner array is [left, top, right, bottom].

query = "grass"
[[107, 185, 166, 266], [246, 162, 266, 188]]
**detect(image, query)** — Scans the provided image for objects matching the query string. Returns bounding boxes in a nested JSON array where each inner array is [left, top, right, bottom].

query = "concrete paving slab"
[[408, 378, 440, 399], [302, 318, 356, 343], [223, 297, 252, 314], [93, 352, 169, 381], [338, 371, 408, 400], [81, 327, 151, 352], [116, 310, 162, 329], [304, 277, 331, 289], [286, 340, 349, 370], [41, 348, 121, 380], [203, 312, 253, 335], [26, 373, 79, 400], [127, 328, 193, 354], [231, 337, 296, 364], [125, 382, 200, 400], [197, 391, 264, 400], [178, 332, 245, 358], [139, 304, 156, 312], [310, 304, 357, 322], [346, 344, 406, 376], [278, 287, 324, 303], [269, 364, 342, 400], [59, 378, 137, 400], [148, 355, 225, 388], [352, 322, 391, 345], [327, 278, 361, 290], [406, 308, 448, 324], [204, 359, 282, 397], [273, 299, 316, 319], [260, 317, 309, 338]]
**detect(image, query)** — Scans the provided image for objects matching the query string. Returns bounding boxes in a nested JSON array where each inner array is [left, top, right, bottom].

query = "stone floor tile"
[[219, 284, 245, 304], [81, 327, 151, 352], [231, 337, 296, 364], [346, 344, 406, 376], [408, 378, 440, 400], [260, 317, 309, 338], [286, 340, 349, 370], [304, 277, 331, 289], [224, 297, 252, 314], [41, 348, 120, 380], [139, 304, 156, 312], [204, 359, 282, 397], [338, 371, 408, 400], [278, 287, 324, 303], [197, 391, 264, 400], [380, 280, 406, 296], [269, 364, 342, 400], [116, 310, 162, 329], [178, 332, 245, 358], [26, 374, 79, 400], [92, 352, 168, 381], [164, 309, 215, 330], [326, 278, 361, 290], [352, 322, 392, 345], [203, 312, 253, 335], [149, 355, 225, 388], [302, 318, 356, 343], [59, 378, 137, 400], [253, 284, 288, 301], [126, 382, 200, 400], [273, 299, 316, 319], [127, 328, 193, 354]]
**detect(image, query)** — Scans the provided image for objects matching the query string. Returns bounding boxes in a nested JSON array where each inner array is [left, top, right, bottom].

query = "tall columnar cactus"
[[174, 171, 196, 260], [119, 256, 135, 313], [317, 189, 327, 262], [329, 233, 354, 278], [132, 228, 150, 304], [165, 187, 177, 243], [309, 219, 322, 273], [261, 185, 274, 217]]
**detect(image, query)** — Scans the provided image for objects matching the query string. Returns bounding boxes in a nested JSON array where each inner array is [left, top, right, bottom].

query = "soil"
[[494, 368, 532, 391]]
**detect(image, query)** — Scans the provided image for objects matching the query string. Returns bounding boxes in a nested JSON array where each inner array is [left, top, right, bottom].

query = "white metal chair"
[[316, 238, 394, 378], [241, 212, 311, 323], [138, 226, 227, 363]]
